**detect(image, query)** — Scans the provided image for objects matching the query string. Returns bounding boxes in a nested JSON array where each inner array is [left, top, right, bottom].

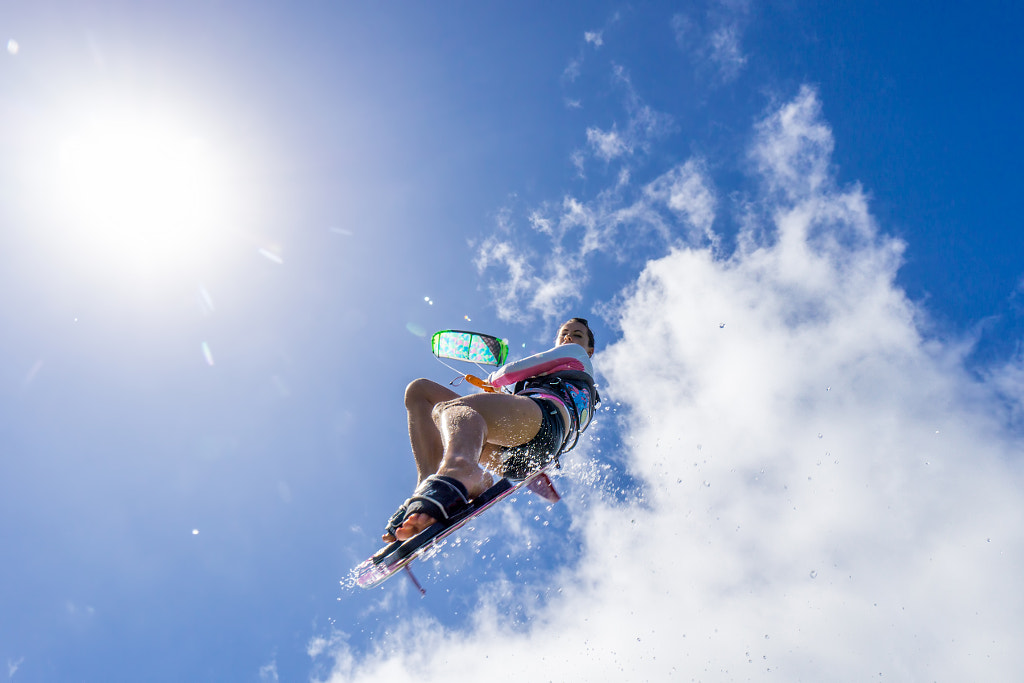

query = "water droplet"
[[817, 433, 823, 439], [809, 570, 817, 579]]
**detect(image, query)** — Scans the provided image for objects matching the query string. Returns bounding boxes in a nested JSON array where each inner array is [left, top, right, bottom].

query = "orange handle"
[[465, 374, 498, 393]]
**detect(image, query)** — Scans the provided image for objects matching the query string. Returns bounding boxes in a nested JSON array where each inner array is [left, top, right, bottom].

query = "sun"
[[53, 99, 234, 283]]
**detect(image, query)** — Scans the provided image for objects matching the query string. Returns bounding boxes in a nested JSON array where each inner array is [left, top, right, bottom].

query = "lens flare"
[[201, 342, 214, 366], [259, 247, 283, 264]]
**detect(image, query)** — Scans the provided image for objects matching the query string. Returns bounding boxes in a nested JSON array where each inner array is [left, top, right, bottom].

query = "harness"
[[514, 370, 600, 458]]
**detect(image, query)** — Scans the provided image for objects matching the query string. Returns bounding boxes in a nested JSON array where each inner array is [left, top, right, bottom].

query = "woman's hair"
[[564, 317, 595, 349]]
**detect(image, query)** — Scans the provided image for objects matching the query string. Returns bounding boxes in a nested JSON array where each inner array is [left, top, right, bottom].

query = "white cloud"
[[477, 159, 717, 324], [708, 24, 747, 80], [611, 64, 676, 149], [64, 601, 96, 618], [325, 87, 1024, 681], [473, 236, 548, 323], [673, 0, 751, 84], [562, 57, 581, 82], [258, 659, 279, 682], [644, 159, 719, 246], [987, 353, 1024, 427], [573, 65, 675, 173], [570, 149, 586, 177], [752, 85, 835, 201], [564, 16, 619, 81], [8, 657, 24, 679], [586, 126, 630, 161]]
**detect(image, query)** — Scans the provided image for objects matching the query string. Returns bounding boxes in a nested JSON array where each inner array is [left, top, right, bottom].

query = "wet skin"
[[389, 321, 594, 542]]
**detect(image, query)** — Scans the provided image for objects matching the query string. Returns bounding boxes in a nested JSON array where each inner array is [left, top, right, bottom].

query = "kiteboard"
[[353, 466, 561, 594]]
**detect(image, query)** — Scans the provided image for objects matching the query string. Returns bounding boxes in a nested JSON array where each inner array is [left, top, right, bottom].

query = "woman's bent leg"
[[395, 393, 542, 540], [404, 378, 459, 483]]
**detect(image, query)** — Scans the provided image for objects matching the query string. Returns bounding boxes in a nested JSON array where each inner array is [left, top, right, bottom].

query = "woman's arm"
[[487, 343, 593, 389]]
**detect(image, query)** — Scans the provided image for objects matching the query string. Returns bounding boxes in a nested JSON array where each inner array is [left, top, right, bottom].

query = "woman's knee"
[[429, 397, 457, 424], [430, 398, 480, 430], [405, 378, 446, 409]]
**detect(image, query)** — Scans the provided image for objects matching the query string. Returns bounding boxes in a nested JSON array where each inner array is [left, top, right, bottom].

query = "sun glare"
[[54, 101, 234, 281]]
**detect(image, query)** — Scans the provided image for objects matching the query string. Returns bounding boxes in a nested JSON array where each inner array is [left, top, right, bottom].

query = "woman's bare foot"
[[387, 467, 494, 542], [394, 511, 435, 540], [379, 512, 433, 543]]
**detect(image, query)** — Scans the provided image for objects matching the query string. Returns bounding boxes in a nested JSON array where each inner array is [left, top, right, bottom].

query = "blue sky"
[[2, 2, 1022, 681]]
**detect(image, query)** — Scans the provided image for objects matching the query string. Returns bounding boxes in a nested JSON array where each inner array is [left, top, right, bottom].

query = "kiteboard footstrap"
[[405, 475, 471, 522]]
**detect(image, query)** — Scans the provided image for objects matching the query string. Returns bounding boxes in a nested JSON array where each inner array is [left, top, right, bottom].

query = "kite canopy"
[[431, 330, 509, 366]]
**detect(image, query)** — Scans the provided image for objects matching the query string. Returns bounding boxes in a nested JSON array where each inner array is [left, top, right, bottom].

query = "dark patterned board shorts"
[[499, 396, 566, 480]]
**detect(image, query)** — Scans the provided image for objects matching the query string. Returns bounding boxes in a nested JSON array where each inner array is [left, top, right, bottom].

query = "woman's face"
[[556, 321, 594, 356]]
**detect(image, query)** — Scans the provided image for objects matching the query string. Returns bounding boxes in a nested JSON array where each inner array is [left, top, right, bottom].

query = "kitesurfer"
[[383, 318, 598, 543]]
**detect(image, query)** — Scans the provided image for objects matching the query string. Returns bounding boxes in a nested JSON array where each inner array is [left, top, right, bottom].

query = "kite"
[[431, 330, 509, 366]]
